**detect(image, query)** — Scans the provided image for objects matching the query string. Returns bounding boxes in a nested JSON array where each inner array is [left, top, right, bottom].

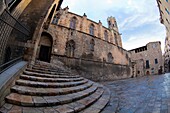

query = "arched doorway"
[[39, 32, 53, 62], [146, 71, 150, 75]]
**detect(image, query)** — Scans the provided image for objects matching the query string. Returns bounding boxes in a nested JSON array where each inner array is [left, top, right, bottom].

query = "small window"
[[70, 17, 77, 29], [166, 8, 170, 15], [108, 21, 111, 26], [146, 60, 150, 69], [52, 16, 59, 25], [108, 52, 113, 63], [155, 59, 158, 64], [89, 24, 94, 35]]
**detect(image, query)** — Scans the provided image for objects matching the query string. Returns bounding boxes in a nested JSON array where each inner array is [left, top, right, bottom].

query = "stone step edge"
[[10, 82, 93, 96], [25, 68, 70, 75], [5, 85, 99, 107], [23, 70, 80, 78], [20, 74, 84, 83], [81, 86, 111, 113], [15, 79, 88, 88], [32, 66, 66, 73], [54, 87, 104, 113], [31, 67, 67, 74]]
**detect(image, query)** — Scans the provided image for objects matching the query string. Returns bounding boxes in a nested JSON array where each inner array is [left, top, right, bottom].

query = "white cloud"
[[123, 29, 166, 53]]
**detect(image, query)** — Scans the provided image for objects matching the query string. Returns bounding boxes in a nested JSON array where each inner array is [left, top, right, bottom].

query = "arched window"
[[90, 39, 95, 52], [66, 40, 75, 57], [89, 24, 94, 35], [110, 37, 113, 43], [108, 52, 113, 63], [70, 17, 77, 29], [114, 33, 118, 45], [52, 15, 59, 25], [104, 30, 108, 41]]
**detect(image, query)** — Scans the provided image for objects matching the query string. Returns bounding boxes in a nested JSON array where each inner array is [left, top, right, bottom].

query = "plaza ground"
[[101, 73, 170, 113]]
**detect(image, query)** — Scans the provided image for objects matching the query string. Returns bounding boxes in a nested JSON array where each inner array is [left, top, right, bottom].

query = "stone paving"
[[101, 73, 170, 113]]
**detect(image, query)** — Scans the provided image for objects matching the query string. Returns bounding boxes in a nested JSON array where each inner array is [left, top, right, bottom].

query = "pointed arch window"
[[104, 30, 108, 41], [89, 24, 94, 35], [90, 39, 95, 52], [70, 17, 77, 29], [108, 52, 113, 63], [114, 33, 118, 45], [52, 15, 59, 25], [66, 40, 75, 57]]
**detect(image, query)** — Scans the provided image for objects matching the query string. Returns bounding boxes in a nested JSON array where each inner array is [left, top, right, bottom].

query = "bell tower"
[[107, 16, 119, 32], [107, 16, 122, 47]]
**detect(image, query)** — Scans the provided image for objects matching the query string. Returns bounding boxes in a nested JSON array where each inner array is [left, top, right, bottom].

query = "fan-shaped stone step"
[[53, 87, 104, 113], [6, 84, 99, 107], [80, 87, 110, 113], [11, 81, 93, 96], [23, 70, 79, 78], [1, 61, 111, 112], [4, 87, 105, 113], [26, 68, 69, 75], [20, 74, 84, 82], [32, 66, 66, 73], [16, 79, 88, 88]]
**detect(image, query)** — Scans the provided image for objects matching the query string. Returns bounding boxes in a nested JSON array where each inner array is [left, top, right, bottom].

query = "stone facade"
[[30, 7, 132, 81], [129, 41, 163, 76], [44, 7, 130, 65], [156, 0, 170, 72]]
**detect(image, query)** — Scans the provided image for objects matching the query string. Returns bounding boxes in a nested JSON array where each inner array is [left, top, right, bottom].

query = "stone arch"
[[66, 40, 75, 57], [44, 4, 56, 29], [107, 52, 113, 63], [38, 32, 53, 62], [70, 16, 78, 29], [146, 71, 150, 75]]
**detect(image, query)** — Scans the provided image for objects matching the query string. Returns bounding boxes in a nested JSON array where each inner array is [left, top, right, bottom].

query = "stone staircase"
[[0, 62, 110, 113]]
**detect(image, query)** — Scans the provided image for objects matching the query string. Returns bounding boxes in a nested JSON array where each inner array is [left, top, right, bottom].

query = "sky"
[[61, 0, 166, 52]]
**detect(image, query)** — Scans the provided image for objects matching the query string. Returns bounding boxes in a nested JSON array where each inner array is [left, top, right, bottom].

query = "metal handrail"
[[4, 9, 30, 32], [0, 56, 23, 74], [0, 18, 29, 36]]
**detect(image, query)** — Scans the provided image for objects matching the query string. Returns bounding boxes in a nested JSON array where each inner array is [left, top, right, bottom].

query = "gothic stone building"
[[31, 7, 132, 81], [157, 0, 170, 72], [156, 0, 170, 72], [129, 41, 163, 77]]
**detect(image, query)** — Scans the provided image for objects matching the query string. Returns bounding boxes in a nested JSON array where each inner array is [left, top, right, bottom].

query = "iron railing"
[[0, 9, 30, 72]]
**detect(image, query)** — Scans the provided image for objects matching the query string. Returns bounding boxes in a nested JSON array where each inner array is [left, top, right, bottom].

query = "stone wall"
[[51, 55, 132, 81], [48, 25, 130, 65]]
